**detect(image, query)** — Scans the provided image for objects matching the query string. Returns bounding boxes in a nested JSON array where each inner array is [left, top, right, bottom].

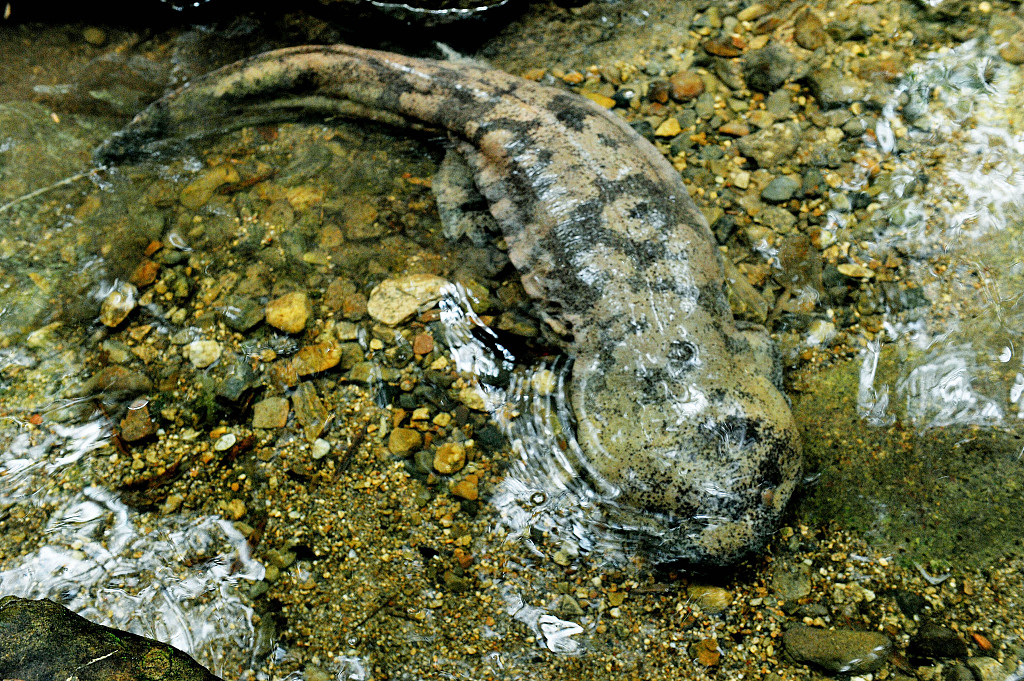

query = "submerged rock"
[[0, 596, 219, 681], [784, 625, 893, 674]]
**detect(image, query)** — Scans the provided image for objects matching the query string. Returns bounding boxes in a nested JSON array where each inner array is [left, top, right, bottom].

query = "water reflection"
[[0, 427, 262, 676], [856, 39, 1024, 430]]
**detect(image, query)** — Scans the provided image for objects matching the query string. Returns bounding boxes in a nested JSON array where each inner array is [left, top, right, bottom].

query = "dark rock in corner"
[[0, 596, 220, 681]]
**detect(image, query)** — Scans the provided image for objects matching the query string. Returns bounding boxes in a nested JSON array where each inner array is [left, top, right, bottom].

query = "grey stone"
[[908, 622, 967, 659], [771, 563, 812, 601], [221, 295, 264, 332], [761, 176, 801, 203], [736, 122, 802, 168], [743, 46, 793, 94], [805, 69, 866, 109]]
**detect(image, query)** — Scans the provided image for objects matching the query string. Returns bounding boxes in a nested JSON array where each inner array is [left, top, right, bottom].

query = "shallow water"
[[2, 2, 1024, 679]]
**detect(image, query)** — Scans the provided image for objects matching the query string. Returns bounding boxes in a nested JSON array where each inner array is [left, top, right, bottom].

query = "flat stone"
[[794, 10, 826, 50], [451, 476, 479, 501], [342, 201, 382, 240], [388, 428, 423, 457], [736, 122, 801, 168], [293, 342, 341, 376], [221, 295, 264, 332], [80, 366, 153, 397], [703, 35, 743, 57], [753, 205, 797, 233], [292, 382, 329, 442], [348, 361, 376, 384], [784, 626, 892, 674], [266, 291, 310, 334], [253, 397, 289, 428], [180, 163, 239, 210], [968, 657, 1010, 681], [120, 404, 156, 442], [761, 176, 801, 203], [367, 274, 449, 326], [805, 69, 866, 109], [743, 46, 793, 94], [687, 585, 733, 613]]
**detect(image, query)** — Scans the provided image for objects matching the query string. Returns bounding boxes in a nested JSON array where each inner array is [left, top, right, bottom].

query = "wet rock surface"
[[0, 597, 219, 681], [2, 0, 1024, 679], [784, 625, 893, 674]]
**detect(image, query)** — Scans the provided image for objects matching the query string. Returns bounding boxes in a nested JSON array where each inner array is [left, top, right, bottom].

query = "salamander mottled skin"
[[96, 45, 801, 566]]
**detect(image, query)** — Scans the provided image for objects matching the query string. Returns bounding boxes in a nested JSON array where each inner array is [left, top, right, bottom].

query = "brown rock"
[[703, 36, 744, 57], [433, 442, 466, 475], [180, 164, 239, 211], [81, 366, 153, 397], [266, 292, 310, 334], [293, 342, 341, 376], [784, 626, 893, 674], [268, 360, 298, 389], [120, 403, 156, 442], [342, 202, 381, 240], [292, 382, 329, 442], [647, 80, 670, 104], [324, 277, 357, 311], [389, 428, 423, 457], [794, 10, 826, 50], [129, 259, 160, 287], [668, 71, 705, 101], [718, 121, 751, 137], [451, 475, 479, 501], [691, 638, 721, 667], [318, 223, 344, 249], [687, 585, 734, 612], [252, 397, 289, 429], [342, 293, 367, 320], [412, 333, 434, 355]]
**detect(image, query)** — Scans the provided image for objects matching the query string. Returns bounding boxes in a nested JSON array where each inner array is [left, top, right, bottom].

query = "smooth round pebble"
[[189, 339, 223, 368], [311, 438, 331, 460]]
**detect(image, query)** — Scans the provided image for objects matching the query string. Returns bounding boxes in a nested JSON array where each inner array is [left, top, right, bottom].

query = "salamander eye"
[[667, 340, 698, 374]]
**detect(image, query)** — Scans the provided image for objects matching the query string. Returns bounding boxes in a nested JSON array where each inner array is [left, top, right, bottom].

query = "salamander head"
[[570, 315, 801, 567]]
